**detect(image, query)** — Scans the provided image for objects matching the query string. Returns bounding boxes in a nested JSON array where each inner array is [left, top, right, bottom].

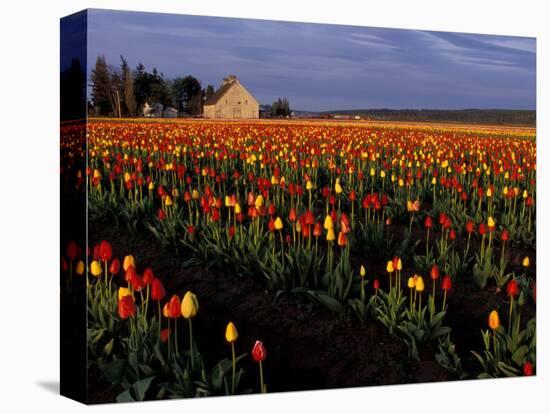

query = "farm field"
[[60, 118, 536, 402]]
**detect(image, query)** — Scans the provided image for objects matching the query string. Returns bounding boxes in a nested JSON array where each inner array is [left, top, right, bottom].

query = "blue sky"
[[85, 9, 536, 111]]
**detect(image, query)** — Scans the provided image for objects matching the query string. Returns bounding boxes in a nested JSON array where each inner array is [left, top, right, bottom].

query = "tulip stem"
[[259, 360, 265, 393], [188, 318, 195, 371], [442, 290, 447, 312], [174, 319, 179, 356], [231, 342, 236, 394], [508, 297, 513, 334]]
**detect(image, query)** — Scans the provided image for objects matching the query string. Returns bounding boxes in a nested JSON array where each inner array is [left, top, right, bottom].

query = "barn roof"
[[204, 78, 258, 106], [204, 81, 235, 106]]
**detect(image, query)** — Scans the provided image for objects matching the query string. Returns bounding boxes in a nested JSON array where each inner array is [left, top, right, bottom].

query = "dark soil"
[[86, 217, 535, 403]]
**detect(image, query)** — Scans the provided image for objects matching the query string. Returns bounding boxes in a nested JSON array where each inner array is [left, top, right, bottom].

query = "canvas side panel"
[[60, 9, 88, 404]]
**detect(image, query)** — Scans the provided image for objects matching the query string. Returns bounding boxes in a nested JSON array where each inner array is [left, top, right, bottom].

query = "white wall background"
[[0, 0, 547, 412]]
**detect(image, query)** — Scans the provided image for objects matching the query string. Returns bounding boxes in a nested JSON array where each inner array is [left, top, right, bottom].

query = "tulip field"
[[61, 118, 536, 402]]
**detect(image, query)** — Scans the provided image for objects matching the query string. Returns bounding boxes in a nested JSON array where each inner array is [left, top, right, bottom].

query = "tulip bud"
[[415, 276, 425, 292], [488, 310, 500, 330], [522, 256, 530, 268], [523, 362, 534, 376], [326, 228, 335, 241], [90, 260, 102, 277], [123, 255, 136, 271], [386, 261, 394, 273], [109, 258, 120, 275], [407, 277, 415, 289], [441, 275, 452, 291], [323, 215, 334, 230], [181, 291, 199, 319], [75, 260, 85, 275], [252, 340, 267, 362], [506, 279, 519, 298], [151, 279, 166, 301], [360, 265, 366, 278], [118, 295, 136, 320], [430, 265, 440, 281], [225, 321, 238, 343], [118, 287, 132, 300], [373, 279, 380, 290]]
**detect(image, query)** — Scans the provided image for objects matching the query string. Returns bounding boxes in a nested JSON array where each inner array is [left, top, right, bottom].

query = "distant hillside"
[[315, 109, 536, 126]]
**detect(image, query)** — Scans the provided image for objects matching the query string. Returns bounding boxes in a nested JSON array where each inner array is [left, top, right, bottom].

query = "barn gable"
[[203, 76, 259, 119]]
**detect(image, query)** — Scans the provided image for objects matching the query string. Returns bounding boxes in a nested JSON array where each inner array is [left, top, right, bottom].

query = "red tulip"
[[158, 209, 166, 221], [373, 279, 380, 290], [98, 240, 113, 262], [430, 265, 440, 281], [441, 275, 452, 291], [424, 216, 433, 229], [109, 258, 121, 275], [449, 229, 456, 240], [523, 362, 534, 376], [501, 229, 510, 242], [61, 257, 68, 272], [125, 265, 138, 283], [151, 278, 166, 301], [142, 268, 155, 286], [313, 222, 323, 237], [131, 274, 144, 292], [118, 295, 136, 320], [507, 279, 519, 298], [252, 340, 267, 362], [167, 295, 181, 318], [66, 240, 79, 261], [160, 328, 171, 343], [465, 220, 475, 234], [478, 223, 487, 236], [289, 208, 297, 222], [337, 231, 347, 247]]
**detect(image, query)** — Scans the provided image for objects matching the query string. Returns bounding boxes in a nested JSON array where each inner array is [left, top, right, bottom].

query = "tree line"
[[90, 55, 215, 117]]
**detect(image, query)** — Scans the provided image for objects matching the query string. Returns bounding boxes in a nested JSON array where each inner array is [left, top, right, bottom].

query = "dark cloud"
[[87, 9, 535, 111]]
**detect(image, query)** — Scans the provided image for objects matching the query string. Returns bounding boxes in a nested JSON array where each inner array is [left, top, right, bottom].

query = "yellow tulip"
[[118, 287, 132, 300], [407, 277, 415, 289], [274, 217, 283, 230], [415, 276, 425, 292], [326, 227, 335, 241], [123, 255, 135, 271], [164, 195, 173, 206], [386, 261, 394, 273], [397, 258, 402, 271], [255, 195, 264, 209], [306, 180, 314, 190], [360, 265, 366, 278], [503, 186, 508, 196], [234, 203, 242, 214], [148, 181, 154, 191], [487, 216, 496, 228], [75, 260, 85, 275], [488, 310, 500, 331], [335, 179, 343, 194], [192, 189, 200, 199], [225, 196, 231, 207], [522, 256, 530, 268], [323, 215, 334, 230], [181, 291, 199, 319], [486, 188, 492, 198], [225, 321, 238, 343], [523, 190, 528, 199], [380, 170, 386, 178], [90, 260, 102, 277]]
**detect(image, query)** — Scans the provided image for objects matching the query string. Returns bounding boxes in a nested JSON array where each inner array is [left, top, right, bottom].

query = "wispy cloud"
[[86, 9, 536, 111]]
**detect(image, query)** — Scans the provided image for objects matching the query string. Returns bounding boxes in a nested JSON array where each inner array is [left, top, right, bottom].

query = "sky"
[[83, 9, 536, 111]]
